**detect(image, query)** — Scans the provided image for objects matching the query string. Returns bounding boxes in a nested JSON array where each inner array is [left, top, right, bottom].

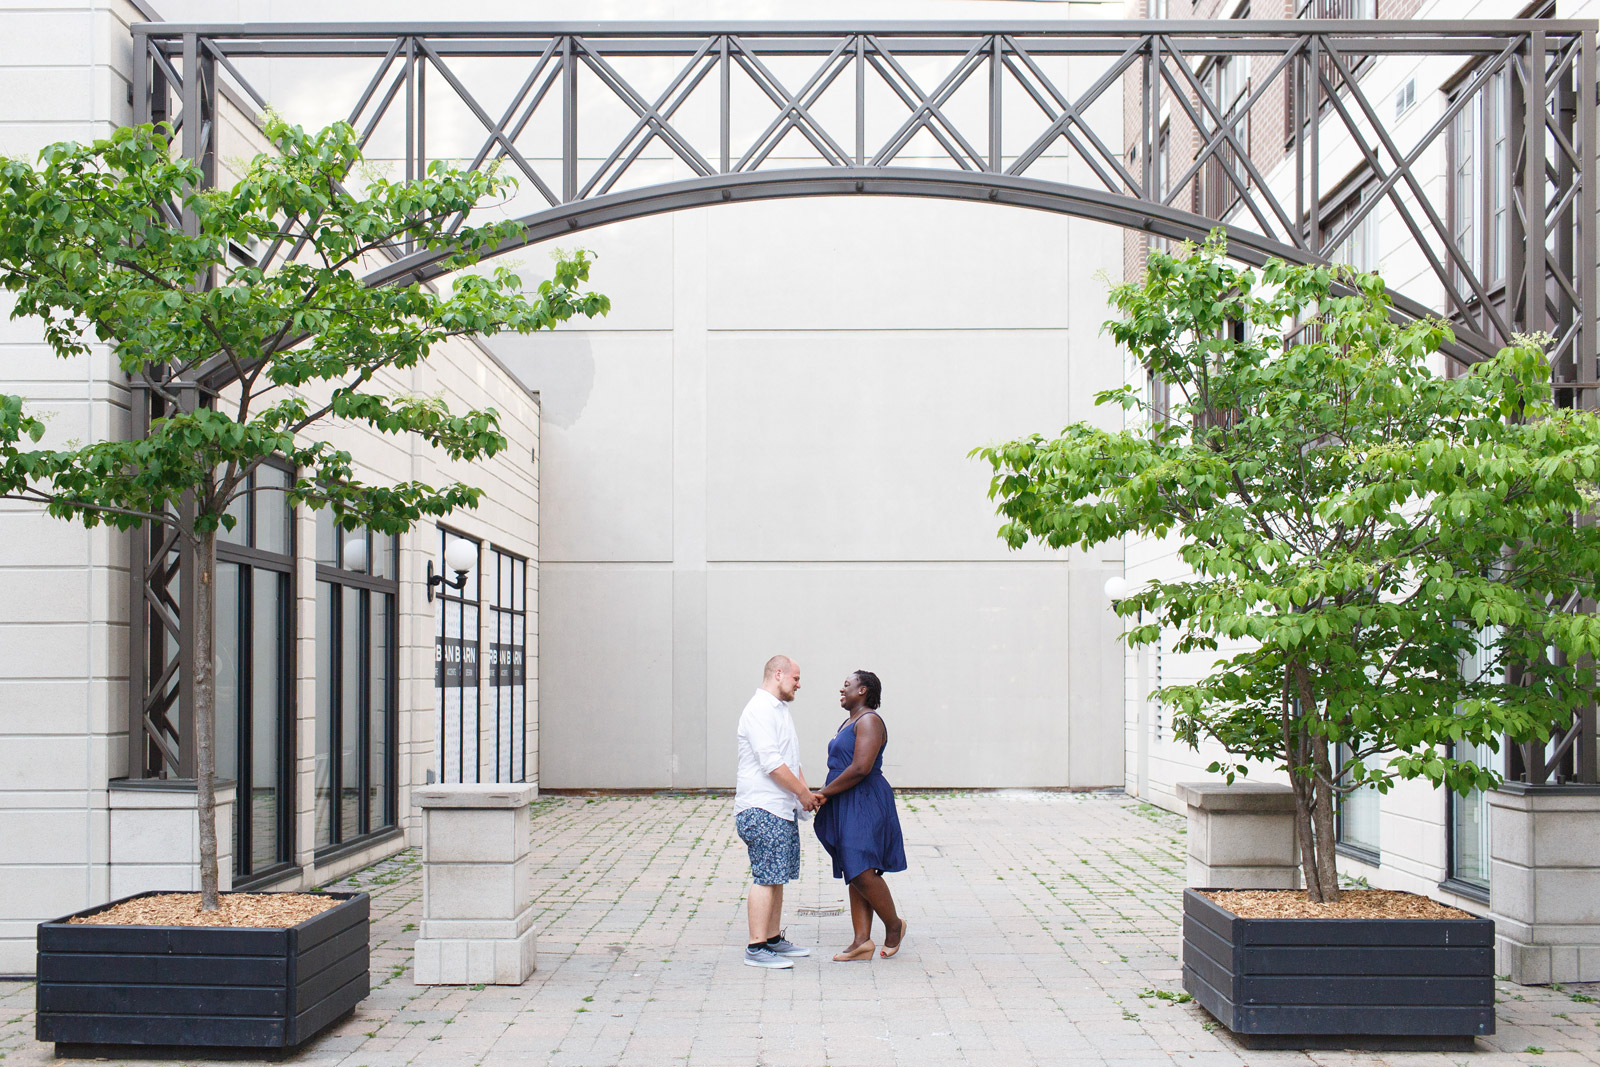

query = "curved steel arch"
[[365, 167, 1483, 359]]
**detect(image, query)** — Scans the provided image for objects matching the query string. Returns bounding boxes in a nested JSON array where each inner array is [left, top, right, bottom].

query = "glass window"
[[340, 591, 362, 842], [315, 508, 338, 567], [213, 461, 294, 882], [1452, 99, 1477, 299], [1321, 178, 1381, 276], [435, 529, 482, 783], [1487, 71, 1509, 285], [488, 548, 529, 783], [1451, 739, 1494, 887], [371, 596, 391, 827], [1450, 628, 1502, 889], [1298, 0, 1375, 15], [248, 568, 288, 874], [216, 564, 241, 787], [1449, 70, 1510, 305], [371, 532, 395, 580], [219, 491, 248, 547], [254, 465, 290, 556], [315, 509, 398, 852], [1335, 742, 1381, 858], [315, 584, 333, 848]]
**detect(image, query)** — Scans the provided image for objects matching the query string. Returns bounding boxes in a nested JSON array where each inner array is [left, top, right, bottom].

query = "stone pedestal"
[[413, 783, 538, 985], [1175, 781, 1302, 889], [108, 778, 236, 900], [1487, 784, 1600, 984]]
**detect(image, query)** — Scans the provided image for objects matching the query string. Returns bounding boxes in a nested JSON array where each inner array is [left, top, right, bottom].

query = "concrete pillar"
[[1487, 784, 1600, 984], [1175, 781, 1301, 889], [413, 783, 538, 985], [107, 778, 236, 900]]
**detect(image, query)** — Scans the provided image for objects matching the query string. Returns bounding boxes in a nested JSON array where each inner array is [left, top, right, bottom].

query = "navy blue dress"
[[813, 712, 907, 882]]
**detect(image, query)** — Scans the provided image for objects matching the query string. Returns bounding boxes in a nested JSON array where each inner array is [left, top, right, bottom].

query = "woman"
[[812, 670, 908, 961]]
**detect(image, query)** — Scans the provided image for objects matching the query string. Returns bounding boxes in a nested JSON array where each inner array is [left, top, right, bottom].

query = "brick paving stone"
[[3, 791, 1600, 1065]]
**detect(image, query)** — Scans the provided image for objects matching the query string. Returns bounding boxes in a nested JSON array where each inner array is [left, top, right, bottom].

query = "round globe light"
[[342, 536, 368, 572], [445, 537, 477, 575], [1103, 575, 1130, 601]]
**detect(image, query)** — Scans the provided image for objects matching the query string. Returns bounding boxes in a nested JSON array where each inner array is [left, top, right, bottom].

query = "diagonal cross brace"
[[867, 33, 991, 171], [1003, 34, 1147, 195], [575, 37, 719, 186], [732, 34, 856, 171]]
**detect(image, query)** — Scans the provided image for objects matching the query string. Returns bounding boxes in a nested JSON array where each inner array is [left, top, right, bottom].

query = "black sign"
[[488, 642, 526, 687], [435, 637, 479, 687]]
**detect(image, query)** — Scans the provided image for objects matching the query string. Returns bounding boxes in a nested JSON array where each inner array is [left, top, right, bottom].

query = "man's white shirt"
[[735, 688, 803, 821]]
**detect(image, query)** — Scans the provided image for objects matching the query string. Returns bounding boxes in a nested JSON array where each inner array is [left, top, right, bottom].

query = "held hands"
[[798, 790, 826, 813], [810, 791, 827, 810]]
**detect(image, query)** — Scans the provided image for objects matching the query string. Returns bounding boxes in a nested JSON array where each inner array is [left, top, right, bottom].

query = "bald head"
[[762, 655, 801, 702]]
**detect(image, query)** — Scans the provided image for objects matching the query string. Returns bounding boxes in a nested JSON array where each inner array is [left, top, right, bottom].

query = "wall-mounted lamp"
[[427, 537, 478, 602], [342, 536, 368, 572], [1103, 575, 1130, 601]]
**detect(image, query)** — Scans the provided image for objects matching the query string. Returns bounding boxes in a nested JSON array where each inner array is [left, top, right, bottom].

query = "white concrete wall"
[[507, 198, 1127, 789]]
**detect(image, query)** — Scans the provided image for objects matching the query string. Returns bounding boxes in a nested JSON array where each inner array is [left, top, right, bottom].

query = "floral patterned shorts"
[[735, 807, 801, 886]]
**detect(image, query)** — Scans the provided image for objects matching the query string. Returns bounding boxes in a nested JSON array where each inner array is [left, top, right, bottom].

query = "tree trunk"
[[1310, 732, 1341, 903], [193, 528, 221, 911], [1291, 771, 1323, 901], [1288, 661, 1339, 903]]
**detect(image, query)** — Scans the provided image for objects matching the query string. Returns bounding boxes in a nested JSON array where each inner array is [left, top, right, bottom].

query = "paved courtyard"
[[2, 791, 1598, 1067]]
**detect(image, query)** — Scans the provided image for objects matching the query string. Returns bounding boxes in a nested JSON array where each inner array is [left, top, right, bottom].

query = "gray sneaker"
[[765, 933, 810, 957], [743, 945, 794, 969]]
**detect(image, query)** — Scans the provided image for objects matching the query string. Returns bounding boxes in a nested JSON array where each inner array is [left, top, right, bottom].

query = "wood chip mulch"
[[1201, 888, 1473, 920], [68, 893, 341, 929]]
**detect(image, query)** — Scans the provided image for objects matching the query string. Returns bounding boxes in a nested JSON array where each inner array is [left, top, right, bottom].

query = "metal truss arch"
[[124, 18, 1598, 788]]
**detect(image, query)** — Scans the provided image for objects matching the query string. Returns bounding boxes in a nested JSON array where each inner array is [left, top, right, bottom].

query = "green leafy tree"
[[0, 119, 609, 908], [976, 238, 1600, 901]]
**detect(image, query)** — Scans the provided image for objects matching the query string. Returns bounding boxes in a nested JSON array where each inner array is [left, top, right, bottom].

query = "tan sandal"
[[879, 920, 908, 958], [832, 940, 874, 961]]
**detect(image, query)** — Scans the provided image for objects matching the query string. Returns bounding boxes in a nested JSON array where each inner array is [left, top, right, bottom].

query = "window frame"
[[487, 545, 530, 784], [313, 518, 400, 859], [1443, 626, 1500, 901], [1319, 172, 1382, 274], [1442, 741, 1494, 903], [434, 526, 484, 784], [1445, 67, 1512, 333], [1333, 741, 1383, 865], [214, 459, 298, 888]]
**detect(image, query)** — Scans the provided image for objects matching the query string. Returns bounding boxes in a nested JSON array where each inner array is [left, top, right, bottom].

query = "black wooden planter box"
[[1182, 887, 1494, 1050], [36, 890, 369, 1053]]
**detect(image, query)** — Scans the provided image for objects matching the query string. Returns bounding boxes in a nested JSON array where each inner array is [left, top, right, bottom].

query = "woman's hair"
[[853, 670, 882, 710]]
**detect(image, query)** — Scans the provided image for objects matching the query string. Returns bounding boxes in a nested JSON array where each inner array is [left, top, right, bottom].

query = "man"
[[734, 654, 818, 969]]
